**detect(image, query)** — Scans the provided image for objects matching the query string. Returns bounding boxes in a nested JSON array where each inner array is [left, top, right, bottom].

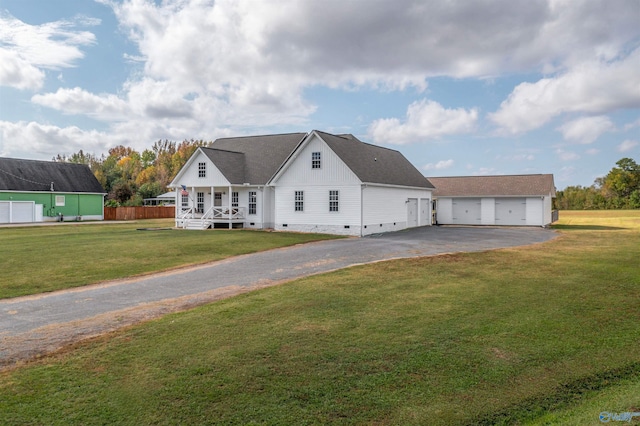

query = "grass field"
[[0, 211, 638, 425], [0, 220, 340, 299]]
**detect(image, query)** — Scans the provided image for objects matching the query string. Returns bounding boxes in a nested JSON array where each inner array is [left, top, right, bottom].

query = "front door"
[[214, 192, 222, 207], [197, 192, 204, 213]]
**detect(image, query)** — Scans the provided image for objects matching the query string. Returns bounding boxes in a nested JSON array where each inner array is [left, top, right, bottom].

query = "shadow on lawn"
[[552, 225, 627, 231], [471, 361, 640, 425]]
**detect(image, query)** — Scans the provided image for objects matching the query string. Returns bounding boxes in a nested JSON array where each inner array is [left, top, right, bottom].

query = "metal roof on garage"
[[0, 157, 105, 193]]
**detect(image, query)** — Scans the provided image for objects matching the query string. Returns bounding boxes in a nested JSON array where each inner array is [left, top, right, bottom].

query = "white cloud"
[[617, 139, 638, 152], [0, 12, 96, 90], [368, 99, 478, 144], [586, 148, 600, 155], [473, 167, 500, 176], [558, 115, 614, 144], [0, 120, 119, 158], [3, 0, 640, 161], [496, 154, 535, 161], [423, 159, 454, 171], [32, 87, 131, 121], [556, 148, 580, 161], [489, 49, 640, 134]]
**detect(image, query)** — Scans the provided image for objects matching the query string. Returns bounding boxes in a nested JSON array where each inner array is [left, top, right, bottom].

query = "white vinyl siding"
[[275, 185, 360, 227], [362, 186, 431, 233]]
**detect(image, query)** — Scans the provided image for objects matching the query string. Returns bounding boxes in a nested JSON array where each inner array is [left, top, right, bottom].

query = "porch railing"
[[211, 207, 246, 219], [177, 207, 193, 228]]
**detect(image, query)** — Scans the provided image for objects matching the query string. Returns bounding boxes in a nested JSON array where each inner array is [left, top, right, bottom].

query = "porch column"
[[174, 189, 179, 223], [191, 187, 195, 218], [228, 185, 232, 229], [211, 186, 214, 212]]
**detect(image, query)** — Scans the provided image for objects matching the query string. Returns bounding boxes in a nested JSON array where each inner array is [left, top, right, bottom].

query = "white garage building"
[[428, 174, 557, 227]]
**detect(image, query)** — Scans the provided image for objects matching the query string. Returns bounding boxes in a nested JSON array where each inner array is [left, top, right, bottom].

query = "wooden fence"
[[104, 206, 175, 221]]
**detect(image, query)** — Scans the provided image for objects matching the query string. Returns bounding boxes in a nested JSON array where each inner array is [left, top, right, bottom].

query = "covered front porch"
[[175, 186, 246, 230]]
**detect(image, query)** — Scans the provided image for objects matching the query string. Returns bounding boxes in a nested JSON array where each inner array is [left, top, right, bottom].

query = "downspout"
[[260, 187, 264, 229], [360, 184, 364, 237], [174, 189, 178, 226]]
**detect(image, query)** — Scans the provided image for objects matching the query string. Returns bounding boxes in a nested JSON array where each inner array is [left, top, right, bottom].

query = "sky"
[[0, 0, 639, 189]]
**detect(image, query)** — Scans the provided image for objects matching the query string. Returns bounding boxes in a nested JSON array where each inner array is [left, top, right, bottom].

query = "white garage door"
[[0, 201, 35, 224], [407, 198, 418, 227], [495, 198, 526, 225], [452, 198, 481, 225]]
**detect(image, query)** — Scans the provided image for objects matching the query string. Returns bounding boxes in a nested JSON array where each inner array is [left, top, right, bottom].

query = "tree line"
[[55, 145, 638, 210], [555, 158, 640, 209], [54, 139, 210, 206]]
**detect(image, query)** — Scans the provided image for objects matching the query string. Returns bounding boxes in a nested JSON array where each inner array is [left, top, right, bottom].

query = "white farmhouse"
[[428, 174, 557, 227], [170, 130, 434, 236]]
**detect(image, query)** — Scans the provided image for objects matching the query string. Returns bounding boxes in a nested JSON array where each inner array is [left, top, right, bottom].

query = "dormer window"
[[198, 162, 206, 178], [312, 152, 321, 169]]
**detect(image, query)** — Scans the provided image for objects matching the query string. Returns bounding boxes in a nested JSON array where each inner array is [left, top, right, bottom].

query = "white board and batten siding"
[[274, 135, 362, 235], [179, 151, 230, 188]]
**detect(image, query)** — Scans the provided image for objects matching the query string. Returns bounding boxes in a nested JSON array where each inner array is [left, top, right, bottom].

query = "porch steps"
[[184, 219, 211, 230]]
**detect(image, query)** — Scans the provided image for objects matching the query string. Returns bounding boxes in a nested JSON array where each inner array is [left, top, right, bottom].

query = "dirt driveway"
[[0, 226, 557, 370]]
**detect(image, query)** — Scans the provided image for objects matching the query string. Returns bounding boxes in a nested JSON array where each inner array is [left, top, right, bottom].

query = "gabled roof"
[[0, 157, 105, 193], [316, 131, 435, 189], [428, 174, 556, 197], [206, 133, 307, 184]]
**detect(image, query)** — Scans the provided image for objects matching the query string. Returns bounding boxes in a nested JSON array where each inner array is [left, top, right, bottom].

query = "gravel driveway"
[[0, 226, 557, 369]]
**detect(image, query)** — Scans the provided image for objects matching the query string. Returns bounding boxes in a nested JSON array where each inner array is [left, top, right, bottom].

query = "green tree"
[[602, 157, 640, 201]]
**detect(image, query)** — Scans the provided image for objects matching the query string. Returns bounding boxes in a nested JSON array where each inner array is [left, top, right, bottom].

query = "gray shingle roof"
[[0, 157, 105, 193], [317, 131, 435, 189], [199, 131, 433, 189], [428, 174, 556, 197], [207, 133, 307, 184]]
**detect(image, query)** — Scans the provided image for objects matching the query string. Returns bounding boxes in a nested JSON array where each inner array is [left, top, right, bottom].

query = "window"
[[198, 162, 206, 178], [312, 151, 321, 169], [231, 191, 239, 208], [181, 194, 189, 208], [197, 192, 204, 213], [295, 191, 304, 212], [329, 190, 339, 212], [55, 195, 65, 207], [248, 191, 257, 215]]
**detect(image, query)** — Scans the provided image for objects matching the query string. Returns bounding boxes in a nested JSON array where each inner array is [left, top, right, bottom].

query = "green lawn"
[[0, 220, 340, 299], [0, 211, 638, 425]]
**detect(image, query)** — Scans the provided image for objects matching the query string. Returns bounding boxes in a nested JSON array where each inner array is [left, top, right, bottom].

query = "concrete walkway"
[[0, 226, 557, 368]]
